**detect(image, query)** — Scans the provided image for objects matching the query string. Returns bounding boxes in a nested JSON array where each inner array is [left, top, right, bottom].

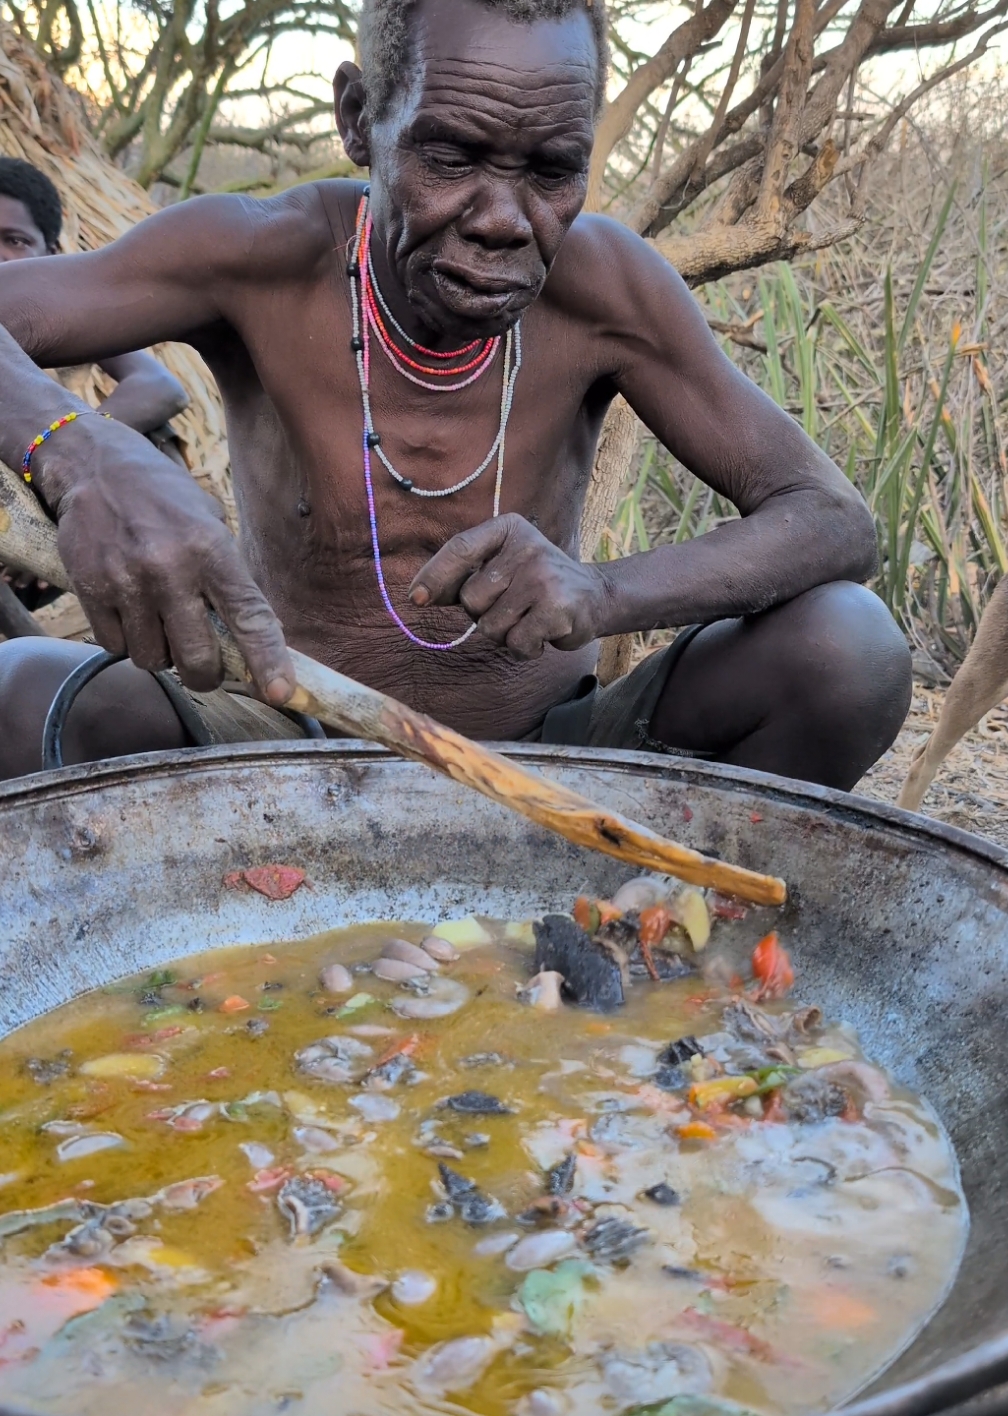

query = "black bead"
[[366, 432, 381, 448], [401, 479, 414, 492], [297, 497, 311, 518], [347, 260, 359, 277], [363, 184, 370, 196], [350, 336, 364, 352]]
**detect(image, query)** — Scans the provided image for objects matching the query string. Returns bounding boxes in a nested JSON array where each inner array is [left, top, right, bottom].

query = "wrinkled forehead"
[[393, 0, 599, 144]]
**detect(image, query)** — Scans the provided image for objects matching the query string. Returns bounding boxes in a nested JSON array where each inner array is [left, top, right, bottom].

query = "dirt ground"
[[856, 685, 1008, 849]]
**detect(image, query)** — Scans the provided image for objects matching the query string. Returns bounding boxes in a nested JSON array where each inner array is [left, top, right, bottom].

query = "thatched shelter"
[[0, 22, 235, 532]]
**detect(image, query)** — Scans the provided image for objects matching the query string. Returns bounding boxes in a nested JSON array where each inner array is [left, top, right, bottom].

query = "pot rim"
[[1, 738, 1005, 874]]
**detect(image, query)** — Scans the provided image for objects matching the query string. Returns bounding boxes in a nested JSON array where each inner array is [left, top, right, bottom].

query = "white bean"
[[372, 957, 427, 983], [392, 1270, 437, 1305], [505, 1230, 578, 1271], [318, 963, 354, 995], [382, 938, 439, 971], [421, 936, 459, 963], [611, 877, 669, 912]]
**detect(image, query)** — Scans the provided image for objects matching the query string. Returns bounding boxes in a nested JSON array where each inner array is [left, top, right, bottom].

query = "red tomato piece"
[[639, 904, 673, 947], [751, 931, 795, 999]]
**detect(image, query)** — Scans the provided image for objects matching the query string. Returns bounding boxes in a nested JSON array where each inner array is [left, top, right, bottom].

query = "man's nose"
[[458, 176, 533, 251]]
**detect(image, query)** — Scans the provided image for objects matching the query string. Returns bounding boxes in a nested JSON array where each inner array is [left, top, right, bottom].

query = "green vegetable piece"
[[516, 1259, 594, 1336], [146, 970, 177, 988], [258, 998, 283, 1012], [336, 992, 375, 1018], [141, 1005, 186, 1025], [626, 1397, 764, 1416]]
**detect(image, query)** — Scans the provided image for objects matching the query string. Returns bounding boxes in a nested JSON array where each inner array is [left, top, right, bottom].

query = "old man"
[[0, 0, 910, 785]]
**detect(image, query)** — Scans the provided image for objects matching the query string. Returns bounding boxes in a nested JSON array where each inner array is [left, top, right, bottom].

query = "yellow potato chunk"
[[428, 917, 493, 949], [79, 1052, 166, 1080]]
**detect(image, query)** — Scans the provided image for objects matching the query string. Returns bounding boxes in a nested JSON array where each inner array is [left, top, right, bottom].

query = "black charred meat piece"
[[533, 914, 627, 1012], [440, 1091, 513, 1115], [653, 1035, 702, 1092], [436, 1163, 506, 1225], [643, 1183, 679, 1206], [547, 1153, 577, 1195], [582, 1215, 650, 1262], [277, 1176, 342, 1238], [658, 1036, 702, 1067], [629, 952, 694, 982]]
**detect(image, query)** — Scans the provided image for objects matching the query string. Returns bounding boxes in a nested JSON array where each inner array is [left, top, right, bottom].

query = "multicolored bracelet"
[[22, 410, 111, 484]]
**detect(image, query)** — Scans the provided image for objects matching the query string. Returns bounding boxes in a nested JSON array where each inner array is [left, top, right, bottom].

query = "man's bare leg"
[[650, 582, 911, 791], [0, 638, 189, 781]]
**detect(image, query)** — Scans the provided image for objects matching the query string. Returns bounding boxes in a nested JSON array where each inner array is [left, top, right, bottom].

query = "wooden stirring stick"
[[0, 467, 786, 906]]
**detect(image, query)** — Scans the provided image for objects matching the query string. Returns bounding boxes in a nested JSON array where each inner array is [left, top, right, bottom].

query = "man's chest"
[[223, 287, 608, 554]]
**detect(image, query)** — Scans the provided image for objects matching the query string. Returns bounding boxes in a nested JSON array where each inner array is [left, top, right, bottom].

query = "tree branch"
[[586, 0, 740, 210]]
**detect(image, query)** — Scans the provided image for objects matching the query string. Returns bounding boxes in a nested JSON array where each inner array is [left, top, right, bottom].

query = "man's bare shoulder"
[[543, 214, 706, 357], [119, 179, 362, 287]]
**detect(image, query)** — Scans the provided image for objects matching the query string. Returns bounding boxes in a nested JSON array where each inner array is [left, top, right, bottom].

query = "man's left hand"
[[409, 513, 612, 660]]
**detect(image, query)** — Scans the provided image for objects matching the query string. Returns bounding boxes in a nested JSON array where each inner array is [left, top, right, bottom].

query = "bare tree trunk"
[[580, 396, 640, 560], [579, 395, 640, 687]]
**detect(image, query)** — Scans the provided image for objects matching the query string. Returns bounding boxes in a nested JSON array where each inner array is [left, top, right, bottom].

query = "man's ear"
[[334, 61, 371, 168]]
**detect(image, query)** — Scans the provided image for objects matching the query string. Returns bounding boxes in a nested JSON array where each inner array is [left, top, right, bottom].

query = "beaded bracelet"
[[22, 410, 111, 484]]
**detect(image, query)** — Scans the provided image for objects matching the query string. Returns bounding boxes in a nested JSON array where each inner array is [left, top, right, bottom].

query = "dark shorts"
[[157, 626, 707, 754]]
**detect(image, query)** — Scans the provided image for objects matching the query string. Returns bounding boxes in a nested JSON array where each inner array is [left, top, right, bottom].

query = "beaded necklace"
[[347, 191, 523, 650]]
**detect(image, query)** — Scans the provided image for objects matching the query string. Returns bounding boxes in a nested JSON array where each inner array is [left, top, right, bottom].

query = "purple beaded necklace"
[[348, 192, 523, 651]]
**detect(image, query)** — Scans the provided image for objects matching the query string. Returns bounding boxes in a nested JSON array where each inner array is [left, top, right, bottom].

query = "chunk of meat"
[[277, 1176, 342, 1238], [783, 1073, 850, 1123], [533, 915, 626, 1012], [440, 1091, 513, 1115], [435, 1164, 506, 1226], [580, 1215, 651, 1262]]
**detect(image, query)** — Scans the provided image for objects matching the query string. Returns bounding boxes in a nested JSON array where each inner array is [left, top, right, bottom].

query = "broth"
[[0, 913, 966, 1416]]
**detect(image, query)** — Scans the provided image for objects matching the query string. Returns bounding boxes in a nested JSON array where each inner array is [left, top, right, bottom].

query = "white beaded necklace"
[[348, 190, 524, 650]]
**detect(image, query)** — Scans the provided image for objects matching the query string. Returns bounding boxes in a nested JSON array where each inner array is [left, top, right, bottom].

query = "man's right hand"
[[39, 416, 295, 703]]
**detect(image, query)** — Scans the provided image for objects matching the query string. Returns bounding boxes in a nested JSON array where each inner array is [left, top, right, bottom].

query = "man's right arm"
[[0, 197, 296, 702]]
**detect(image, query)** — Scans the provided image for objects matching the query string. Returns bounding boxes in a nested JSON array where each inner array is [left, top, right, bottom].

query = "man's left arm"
[[575, 220, 876, 634], [411, 220, 876, 659], [95, 351, 190, 435]]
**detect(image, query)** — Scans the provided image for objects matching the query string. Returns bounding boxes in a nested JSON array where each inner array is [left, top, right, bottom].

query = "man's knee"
[[0, 638, 189, 781], [0, 639, 96, 779], [778, 581, 912, 736]]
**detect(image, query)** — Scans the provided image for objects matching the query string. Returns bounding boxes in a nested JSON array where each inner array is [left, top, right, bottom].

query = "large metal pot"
[[0, 741, 1006, 1416]]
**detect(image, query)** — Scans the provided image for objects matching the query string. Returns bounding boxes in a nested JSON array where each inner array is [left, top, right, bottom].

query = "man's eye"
[[534, 166, 581, 189], [422, 145, 472, 172]]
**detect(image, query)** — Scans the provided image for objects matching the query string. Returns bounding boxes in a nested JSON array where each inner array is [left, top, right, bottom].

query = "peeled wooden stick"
[[0, 470, 786, 906]]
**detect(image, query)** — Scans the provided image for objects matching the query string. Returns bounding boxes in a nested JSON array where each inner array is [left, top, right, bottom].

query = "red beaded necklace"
[[348, 191, 523, 650]]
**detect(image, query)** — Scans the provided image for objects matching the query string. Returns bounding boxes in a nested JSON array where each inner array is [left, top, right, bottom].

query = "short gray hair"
[[359, 0, 609, 120]]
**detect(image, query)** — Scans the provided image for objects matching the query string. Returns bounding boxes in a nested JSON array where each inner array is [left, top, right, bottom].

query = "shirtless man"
[[0, 0, 911, 785], [0, 158, 189, 462], [0, 157, 189, 631]]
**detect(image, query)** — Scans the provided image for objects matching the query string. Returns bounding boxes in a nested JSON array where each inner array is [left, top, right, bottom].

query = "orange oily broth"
[[0, 922, 966, 1416]]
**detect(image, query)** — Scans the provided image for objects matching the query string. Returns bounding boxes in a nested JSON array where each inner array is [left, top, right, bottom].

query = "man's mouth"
[[430, 262, 538, 319]]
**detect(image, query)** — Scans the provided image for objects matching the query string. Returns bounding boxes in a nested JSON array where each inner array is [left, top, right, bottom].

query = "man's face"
[[0, 196, 50, 261], [362, 0, 597, 340]]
